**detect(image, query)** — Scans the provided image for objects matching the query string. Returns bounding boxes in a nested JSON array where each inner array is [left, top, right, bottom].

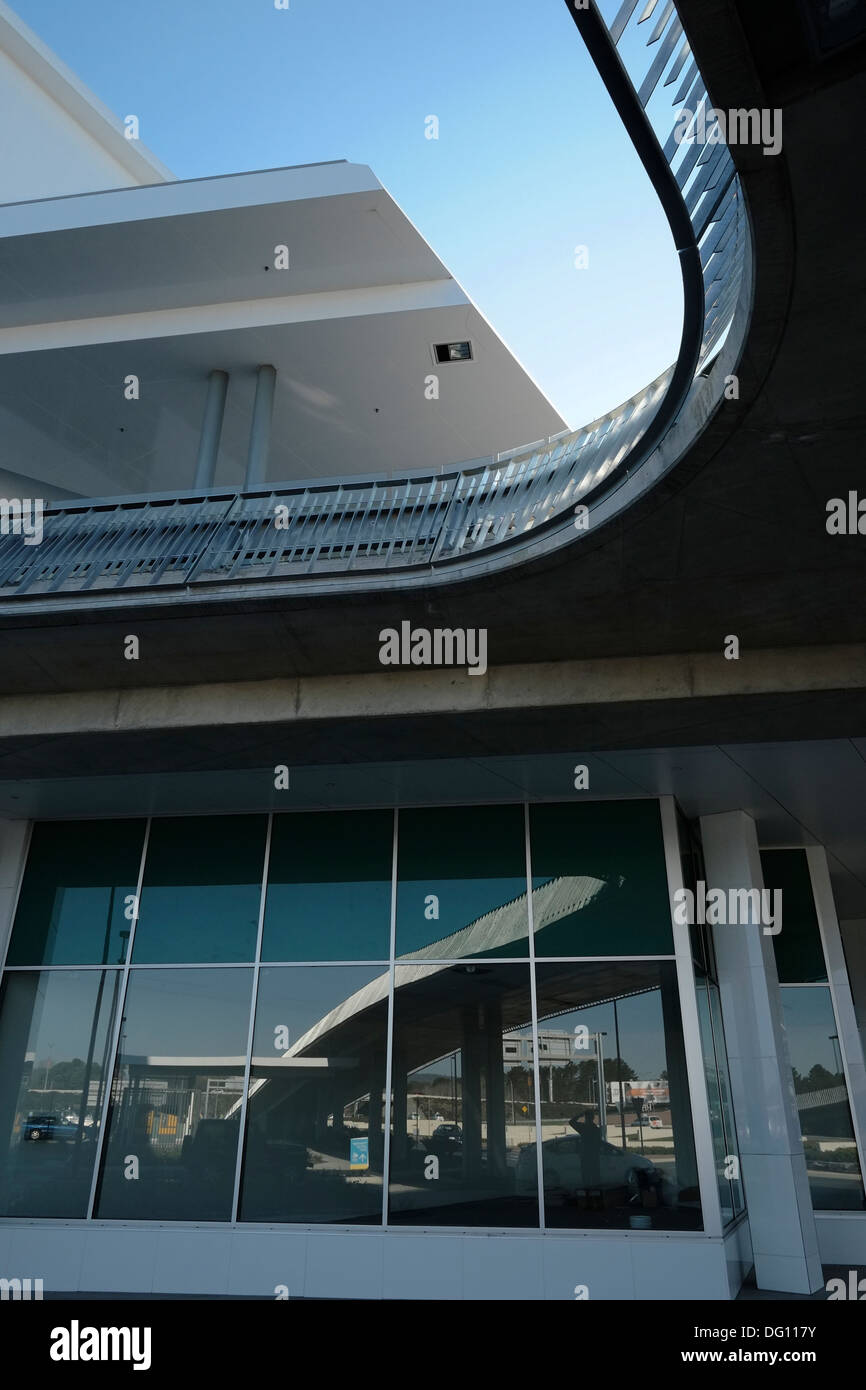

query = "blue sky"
[[15, 0, 682, 428]]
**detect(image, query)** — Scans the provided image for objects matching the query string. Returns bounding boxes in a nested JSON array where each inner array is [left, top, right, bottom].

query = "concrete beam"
[[0, 644, 864, 741], [0, 280, 464, 357]]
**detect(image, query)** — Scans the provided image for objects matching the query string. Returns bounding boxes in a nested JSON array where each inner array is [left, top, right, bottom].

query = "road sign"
[[350, 1137, 369, 1171]]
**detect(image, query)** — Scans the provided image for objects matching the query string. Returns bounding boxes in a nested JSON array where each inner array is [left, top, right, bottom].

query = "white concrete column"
[[700, 810, 823, 1294], [0, 818, 30, 966], [193, 369, 229, 490], [244, 364, 277, 489]]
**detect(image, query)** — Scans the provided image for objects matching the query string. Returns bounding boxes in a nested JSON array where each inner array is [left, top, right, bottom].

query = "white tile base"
[[0, 1223, 746, 1300]]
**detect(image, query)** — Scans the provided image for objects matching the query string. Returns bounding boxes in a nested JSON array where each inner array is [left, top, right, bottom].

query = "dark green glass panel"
[[388, 963, 538, 1227], [530, 801, 672, 956], [6, 820, 145, 965], [95, 968, 252, 1221], [262, 811, 392, 961], [239, 965, 387, 1224], [677, 810, 709, 976], [133, 816, 266, 963], [781, 985, 864, 1210], [0, 969, 120, 1216], [395, 805, 528, 958], [761, 849, 827, 983], [533, 961, 702, 1231]]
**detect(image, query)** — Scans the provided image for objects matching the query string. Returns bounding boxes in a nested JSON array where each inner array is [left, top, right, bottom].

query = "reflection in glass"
[[781, 985, 865, 1210], [6, 820, 145, 966], [0, 970, 120, 1216], [133, 816, 266, 963], [695, 976, 743, 1223], [529, 802, 673, 956], [396, 806, 528, 958], [95, 969, 252, 1220], [533, 962, 702, 1230], [388, 964, 538, 1226], [709, 982, 744, 1217], [240, 966, 387, 1223], [262, 812, 392, 961]]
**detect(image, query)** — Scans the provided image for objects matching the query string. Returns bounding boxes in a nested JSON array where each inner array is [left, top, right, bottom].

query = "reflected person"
[[576, 1109, 602, 1188]]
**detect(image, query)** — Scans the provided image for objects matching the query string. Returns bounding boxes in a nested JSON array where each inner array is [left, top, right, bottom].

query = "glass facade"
[[239, 966, 387, 1224], [0, 969, 120, 1217], [95, 968, 253, 1221], [0, 803, 720, 1231], [533, 961, 701, 1230], [762, 849, 865, 1211]]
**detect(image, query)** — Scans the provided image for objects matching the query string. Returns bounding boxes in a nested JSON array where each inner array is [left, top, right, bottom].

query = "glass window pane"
[[95, 968, 253, 1221], [262, 812, 392, 962], [762, 849, 828, 983], [695, 976, 745, 1223], [530, 802, 673, 956], [708, 982, 745, 1217], [0, 970, 120, 1217], [396, 806, 528, 958], [388, 963, 538, 1227], [6, 820, 145, 966], [239, 966, 387, 1224], [695, 980, 731, 1223], [534, 962, 702, 1230], [781, 985, 864, 1210], [132, 816, 266, 963]]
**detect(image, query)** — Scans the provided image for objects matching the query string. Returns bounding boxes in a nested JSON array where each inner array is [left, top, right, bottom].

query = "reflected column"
[[461, 1006, 484, 1181], [391, 1045, 408, 1168], [485, 1001, 507, 1178], [660, 967, 699, 1192], [366, 1050, 385, 1172]]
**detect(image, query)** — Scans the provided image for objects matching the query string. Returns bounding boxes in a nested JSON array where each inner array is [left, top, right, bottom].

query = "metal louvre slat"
[[49, 510, 124, 590], [672, 57, 698, 105], [693, 170, 738, 243], [611, 0, 643, 44], [638, 19, 683, 106], [648, 0, 675, 43], [663, 72, 705, 160], [664, 37, 691, 87], [685, 142, 729, 216], [675, 118, 710, 190]]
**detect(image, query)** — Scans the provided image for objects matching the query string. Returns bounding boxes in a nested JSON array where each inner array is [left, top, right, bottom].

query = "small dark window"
[[434, 341, 472, 363]]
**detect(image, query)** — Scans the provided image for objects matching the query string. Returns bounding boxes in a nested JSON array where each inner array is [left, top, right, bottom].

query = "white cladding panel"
[[0, 48, 158, 202]]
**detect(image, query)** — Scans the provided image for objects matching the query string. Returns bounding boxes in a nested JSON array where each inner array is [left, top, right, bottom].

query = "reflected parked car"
[[425, 1123, 463, 1165], [431, 1123, 462, 1140], [516, 1133, 664, 1198], [21, 1113, 80, 1143]]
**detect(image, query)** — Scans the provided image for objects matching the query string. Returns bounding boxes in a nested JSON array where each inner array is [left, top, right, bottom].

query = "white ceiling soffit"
[[0, 168, 455, 331]]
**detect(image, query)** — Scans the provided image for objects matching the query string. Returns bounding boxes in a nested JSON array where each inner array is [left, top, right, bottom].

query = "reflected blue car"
[[21, 1113, 81, 1143]]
